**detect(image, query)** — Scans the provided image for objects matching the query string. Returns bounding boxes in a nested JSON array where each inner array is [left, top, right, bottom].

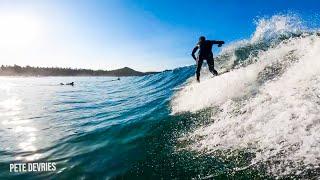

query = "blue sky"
[[0, 0, 320, 71]]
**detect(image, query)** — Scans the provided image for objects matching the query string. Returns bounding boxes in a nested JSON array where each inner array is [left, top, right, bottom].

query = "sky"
[[0, 0, 320, 71]]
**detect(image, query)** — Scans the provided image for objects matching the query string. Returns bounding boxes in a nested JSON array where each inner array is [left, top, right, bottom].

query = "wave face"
[[0, 67, 195, 179], [172, 15, 320, 178]]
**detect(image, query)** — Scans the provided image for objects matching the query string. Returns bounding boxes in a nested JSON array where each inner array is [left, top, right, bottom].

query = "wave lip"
[[173, 14, 320, 177]]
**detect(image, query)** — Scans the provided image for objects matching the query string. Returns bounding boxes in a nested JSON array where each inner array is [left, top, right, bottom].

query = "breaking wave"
[[172, 15, 320, 178]]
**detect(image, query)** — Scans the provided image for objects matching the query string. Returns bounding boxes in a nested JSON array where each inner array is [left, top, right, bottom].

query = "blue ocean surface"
[[1, 67, 216, 179]]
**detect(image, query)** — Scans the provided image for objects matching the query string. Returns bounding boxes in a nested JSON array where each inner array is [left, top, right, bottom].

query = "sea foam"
[[172, 15, 320, 177]]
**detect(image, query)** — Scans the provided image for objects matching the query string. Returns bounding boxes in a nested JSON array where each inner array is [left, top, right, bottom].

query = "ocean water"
[[1, 15, 320, 179]]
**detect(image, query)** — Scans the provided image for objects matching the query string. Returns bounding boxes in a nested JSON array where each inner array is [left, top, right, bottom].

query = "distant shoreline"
[[0, 65, 158, 77]]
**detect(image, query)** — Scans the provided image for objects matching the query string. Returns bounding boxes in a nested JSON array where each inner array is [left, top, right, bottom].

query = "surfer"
[[66, 82, 74, 86], [60, 82, 74, 86], [191, 36, 224, 82], [110, 78, 120, 82]]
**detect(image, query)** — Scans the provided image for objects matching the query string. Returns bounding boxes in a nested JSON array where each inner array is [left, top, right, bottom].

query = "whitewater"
[[172, 15, 320, 178], [1, 14, 320, 179]]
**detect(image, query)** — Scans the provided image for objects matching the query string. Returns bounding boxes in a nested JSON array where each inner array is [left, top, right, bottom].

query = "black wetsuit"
[[191, 40, 224, 81]]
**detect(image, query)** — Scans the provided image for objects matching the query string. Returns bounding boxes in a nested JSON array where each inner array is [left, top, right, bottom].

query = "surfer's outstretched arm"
[[211, 40, 225, 47], [211, 40, 225, 44], [191, 45, 199, 61]]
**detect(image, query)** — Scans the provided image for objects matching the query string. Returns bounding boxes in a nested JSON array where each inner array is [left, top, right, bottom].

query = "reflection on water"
[[0, 81, 41, 162], [0, 68, 195, 179]]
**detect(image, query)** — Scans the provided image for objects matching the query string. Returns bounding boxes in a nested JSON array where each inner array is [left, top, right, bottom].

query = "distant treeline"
[[0, 65, 157, 77]]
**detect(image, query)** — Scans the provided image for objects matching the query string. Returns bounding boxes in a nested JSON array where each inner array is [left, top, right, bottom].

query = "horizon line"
[[0, 64, 162, 73]]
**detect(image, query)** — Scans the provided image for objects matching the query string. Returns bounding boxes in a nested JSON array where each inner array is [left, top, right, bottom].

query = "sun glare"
[[0, 14, 41, 49]]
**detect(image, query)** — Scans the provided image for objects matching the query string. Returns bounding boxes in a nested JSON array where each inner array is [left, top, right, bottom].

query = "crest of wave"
[[172, 15, 320, 177], [251, 14, 303, 42]]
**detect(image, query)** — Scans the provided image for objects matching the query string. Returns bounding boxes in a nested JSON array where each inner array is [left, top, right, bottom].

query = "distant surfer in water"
[[110, 78, 120, 82], [60, 82, 74, 86], [191, 36, 224, 82], [66, 82, 74, 86]]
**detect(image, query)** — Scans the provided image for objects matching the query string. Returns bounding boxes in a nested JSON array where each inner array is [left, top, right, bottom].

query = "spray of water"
[[172, 15, 320, 177]]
